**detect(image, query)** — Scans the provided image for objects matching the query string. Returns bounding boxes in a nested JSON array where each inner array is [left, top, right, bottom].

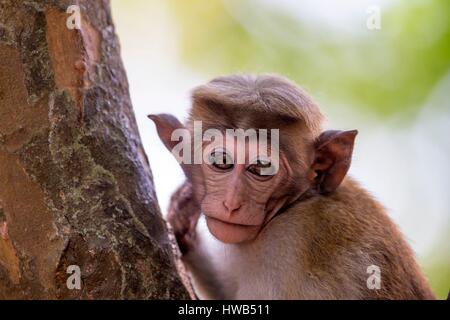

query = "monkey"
[[148, 74, 435, 300]]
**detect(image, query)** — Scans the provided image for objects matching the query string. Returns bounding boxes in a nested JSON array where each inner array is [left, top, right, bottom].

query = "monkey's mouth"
[[205, 215, 260, 227], [204, 216, 261, 243]]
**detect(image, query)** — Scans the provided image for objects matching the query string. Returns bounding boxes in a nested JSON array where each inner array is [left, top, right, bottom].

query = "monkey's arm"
[[167, 181, 200, 254], [167, 181, 225, 299]]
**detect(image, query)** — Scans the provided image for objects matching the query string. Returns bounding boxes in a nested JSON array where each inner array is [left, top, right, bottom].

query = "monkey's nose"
[[223, 201, 242, 214]]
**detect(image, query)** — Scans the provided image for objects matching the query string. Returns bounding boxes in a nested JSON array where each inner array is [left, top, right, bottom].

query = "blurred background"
[[110, 0, 449, 298]]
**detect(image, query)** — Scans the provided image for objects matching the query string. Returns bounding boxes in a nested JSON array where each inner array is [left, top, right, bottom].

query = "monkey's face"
[[199, 135, 292, 244]]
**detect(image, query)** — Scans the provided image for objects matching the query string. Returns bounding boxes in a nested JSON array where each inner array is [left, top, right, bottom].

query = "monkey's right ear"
[[148, 113, 185, 151], [312, 130, 358, 194]]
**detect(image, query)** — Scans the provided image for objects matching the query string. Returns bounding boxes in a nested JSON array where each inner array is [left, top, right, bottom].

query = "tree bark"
[[0, 0, 191, 299]]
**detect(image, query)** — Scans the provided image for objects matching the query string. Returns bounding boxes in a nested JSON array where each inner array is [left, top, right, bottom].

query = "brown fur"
[[280, 177, 435, 299], [154, 74, 435, 299]]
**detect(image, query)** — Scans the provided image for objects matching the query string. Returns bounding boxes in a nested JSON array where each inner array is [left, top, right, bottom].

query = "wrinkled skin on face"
[[149, 113, 357, 246], [199, 134, 293, 243]]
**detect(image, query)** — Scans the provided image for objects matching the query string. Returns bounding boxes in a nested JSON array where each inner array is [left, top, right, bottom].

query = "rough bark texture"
[[0, 0, 191, 299]]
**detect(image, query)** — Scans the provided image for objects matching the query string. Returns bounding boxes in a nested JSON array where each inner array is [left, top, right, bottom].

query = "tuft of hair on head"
[[189, 73, 325, 136]]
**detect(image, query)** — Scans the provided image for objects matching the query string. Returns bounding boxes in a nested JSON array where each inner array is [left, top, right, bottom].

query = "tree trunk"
[[0, 0, 191, 299]]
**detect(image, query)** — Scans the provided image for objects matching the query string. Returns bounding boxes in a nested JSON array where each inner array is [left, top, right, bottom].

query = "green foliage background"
[[169, 0, 449, 120]]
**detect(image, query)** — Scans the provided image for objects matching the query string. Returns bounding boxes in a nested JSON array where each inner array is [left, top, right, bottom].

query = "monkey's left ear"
[[312, 130, 358, 194]]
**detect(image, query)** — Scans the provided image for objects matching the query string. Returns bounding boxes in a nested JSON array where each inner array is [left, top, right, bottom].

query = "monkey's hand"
[[167, 181, 201, 255]]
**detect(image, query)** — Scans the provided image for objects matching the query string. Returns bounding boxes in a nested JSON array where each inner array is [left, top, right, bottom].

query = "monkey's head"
[[149, 74, 357, 244]]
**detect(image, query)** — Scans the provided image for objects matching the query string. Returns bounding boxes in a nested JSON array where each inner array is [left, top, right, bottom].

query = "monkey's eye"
[[209, 149, 234, 170], [247, 157, 273, 177]]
